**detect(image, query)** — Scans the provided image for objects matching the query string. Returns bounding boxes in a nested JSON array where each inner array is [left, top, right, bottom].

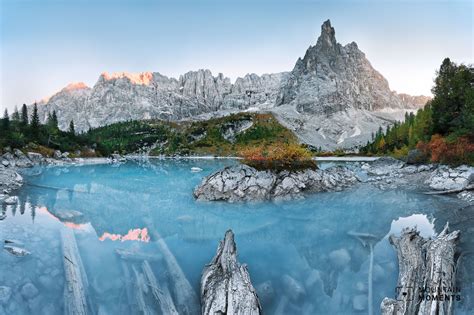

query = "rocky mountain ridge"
[[31, 20, 429, 149]]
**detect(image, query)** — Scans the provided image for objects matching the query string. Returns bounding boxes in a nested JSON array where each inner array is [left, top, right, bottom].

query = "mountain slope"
[[31, 20, 428, 150], [271, 20, 429, 149]]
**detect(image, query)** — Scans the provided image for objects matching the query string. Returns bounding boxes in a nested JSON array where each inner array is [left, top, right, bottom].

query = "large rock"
[[406, 149, 427, 164], [201, 230, 262, 315], [366, 157, 404, 176], [20, 283, 39, 300], [193, 164, 358, 202], [425, 165, 474, 191], [221, 119, 253, 143], [0, 165, 23, 194], [13, 149, 33, 168]]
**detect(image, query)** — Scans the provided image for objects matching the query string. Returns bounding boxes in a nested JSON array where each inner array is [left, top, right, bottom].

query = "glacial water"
[[1, 160, 473, 315]]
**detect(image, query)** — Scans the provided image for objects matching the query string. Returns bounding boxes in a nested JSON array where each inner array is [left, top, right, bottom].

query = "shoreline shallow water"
[[1, 159, 473, 314]]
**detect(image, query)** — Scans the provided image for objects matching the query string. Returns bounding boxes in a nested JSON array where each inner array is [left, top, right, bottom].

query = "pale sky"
[[1, 0, 473, 112]]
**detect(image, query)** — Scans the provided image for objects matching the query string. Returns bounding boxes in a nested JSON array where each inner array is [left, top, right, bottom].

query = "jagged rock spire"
[[316, 19, 337, 51]]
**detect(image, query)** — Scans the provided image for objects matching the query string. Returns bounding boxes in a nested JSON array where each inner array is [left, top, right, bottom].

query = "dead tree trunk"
[[381, 223, 460, 315], [200, 230, 262, 315]]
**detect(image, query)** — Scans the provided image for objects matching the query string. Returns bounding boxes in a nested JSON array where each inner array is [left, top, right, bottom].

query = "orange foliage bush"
[[416, 135, 474, 165], [239, 143, 316, 171]]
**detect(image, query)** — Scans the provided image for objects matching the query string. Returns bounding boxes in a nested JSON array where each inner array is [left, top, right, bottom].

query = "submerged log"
[[201, 230, 262, 315], [115, 248, 162, 262], [381, 223, 460, 315], [61, 228, 94, 315], [142, 260, 178, 315], [131, 265, 153, 315], [145, 222, 200, 315]]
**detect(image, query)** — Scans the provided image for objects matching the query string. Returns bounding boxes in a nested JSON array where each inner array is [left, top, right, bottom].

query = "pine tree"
[[2, 109, 10, 132], [52, 110, 58, 129], [69, 120, 75, 135], [21, 104, 28, 126], [12, 106, 20, 121], [31, 103, 40, 138]]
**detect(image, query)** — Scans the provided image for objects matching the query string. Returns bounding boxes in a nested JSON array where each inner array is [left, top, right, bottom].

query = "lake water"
[[1, 160, 473, 314]]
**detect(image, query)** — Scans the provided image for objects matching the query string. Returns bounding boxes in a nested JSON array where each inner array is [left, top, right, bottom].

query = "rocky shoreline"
[[194, 157, 474, 202], [0, 148, 115, 207]]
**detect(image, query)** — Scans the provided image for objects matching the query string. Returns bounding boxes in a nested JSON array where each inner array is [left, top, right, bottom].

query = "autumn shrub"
[[239, 143, 316, 171], [416, 134, 474, 165]]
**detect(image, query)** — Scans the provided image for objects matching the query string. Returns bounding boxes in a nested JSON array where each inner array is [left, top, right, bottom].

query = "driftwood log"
[[381, 223, 460, 315], [201, 230, 262, 315], [61, 228, 95, 315]]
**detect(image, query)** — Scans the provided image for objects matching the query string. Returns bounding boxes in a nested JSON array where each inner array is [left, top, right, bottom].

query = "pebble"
[[353, 294, 367, 311], [0, 286, 11, 305], [20, 283, 39, 299], [329, 248, 351, 268]]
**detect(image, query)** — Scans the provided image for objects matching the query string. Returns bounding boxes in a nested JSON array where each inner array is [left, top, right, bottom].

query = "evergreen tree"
[[431, 58, 473, 134], [52, 110, 59, 129], [31, 103, 40, 138], [69, 120, 75, 135], [2, 109, 10, 132], [12, 106, 20, 121], [21, 104, 28, 126]]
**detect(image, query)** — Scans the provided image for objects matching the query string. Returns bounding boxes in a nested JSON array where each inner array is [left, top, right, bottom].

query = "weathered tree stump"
[[381, 223, 460, 315], [201, 230, 262, 315]]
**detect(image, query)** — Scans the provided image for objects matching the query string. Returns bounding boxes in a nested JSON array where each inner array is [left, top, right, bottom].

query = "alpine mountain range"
[[27, 20, 430, 150]]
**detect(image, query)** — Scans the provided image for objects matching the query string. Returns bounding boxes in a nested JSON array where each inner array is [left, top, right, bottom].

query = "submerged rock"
[[194, 164, 357, 202], [54, 209, 85, 223], [201, 230, 262, 315], [281, 275, 305, 301], [4, 245, 31, 257], [0, 286, 11, 305], [458, 191, 474, 203], [20, 283, 39, 300], [3, 196, 18, 205]]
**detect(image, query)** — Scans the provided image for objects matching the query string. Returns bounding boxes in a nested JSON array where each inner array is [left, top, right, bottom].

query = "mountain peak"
[[100, 71, 153, 85], [63, 82, 89, 92], [316, 19, 337, 51]]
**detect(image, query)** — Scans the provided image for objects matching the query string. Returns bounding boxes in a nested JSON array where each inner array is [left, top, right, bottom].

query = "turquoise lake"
[[0, 160, 473, 314]]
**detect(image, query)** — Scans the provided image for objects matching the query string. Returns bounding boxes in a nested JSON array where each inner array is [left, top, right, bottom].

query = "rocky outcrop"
[[201, 230, 262, 315], [276, 20, 413, 114], [221, 119, 253, 143], [193, 164, 358, 202], [0, 165, 23, 195], [425, 165, 474, 191], [381, 224, 460, 315]]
